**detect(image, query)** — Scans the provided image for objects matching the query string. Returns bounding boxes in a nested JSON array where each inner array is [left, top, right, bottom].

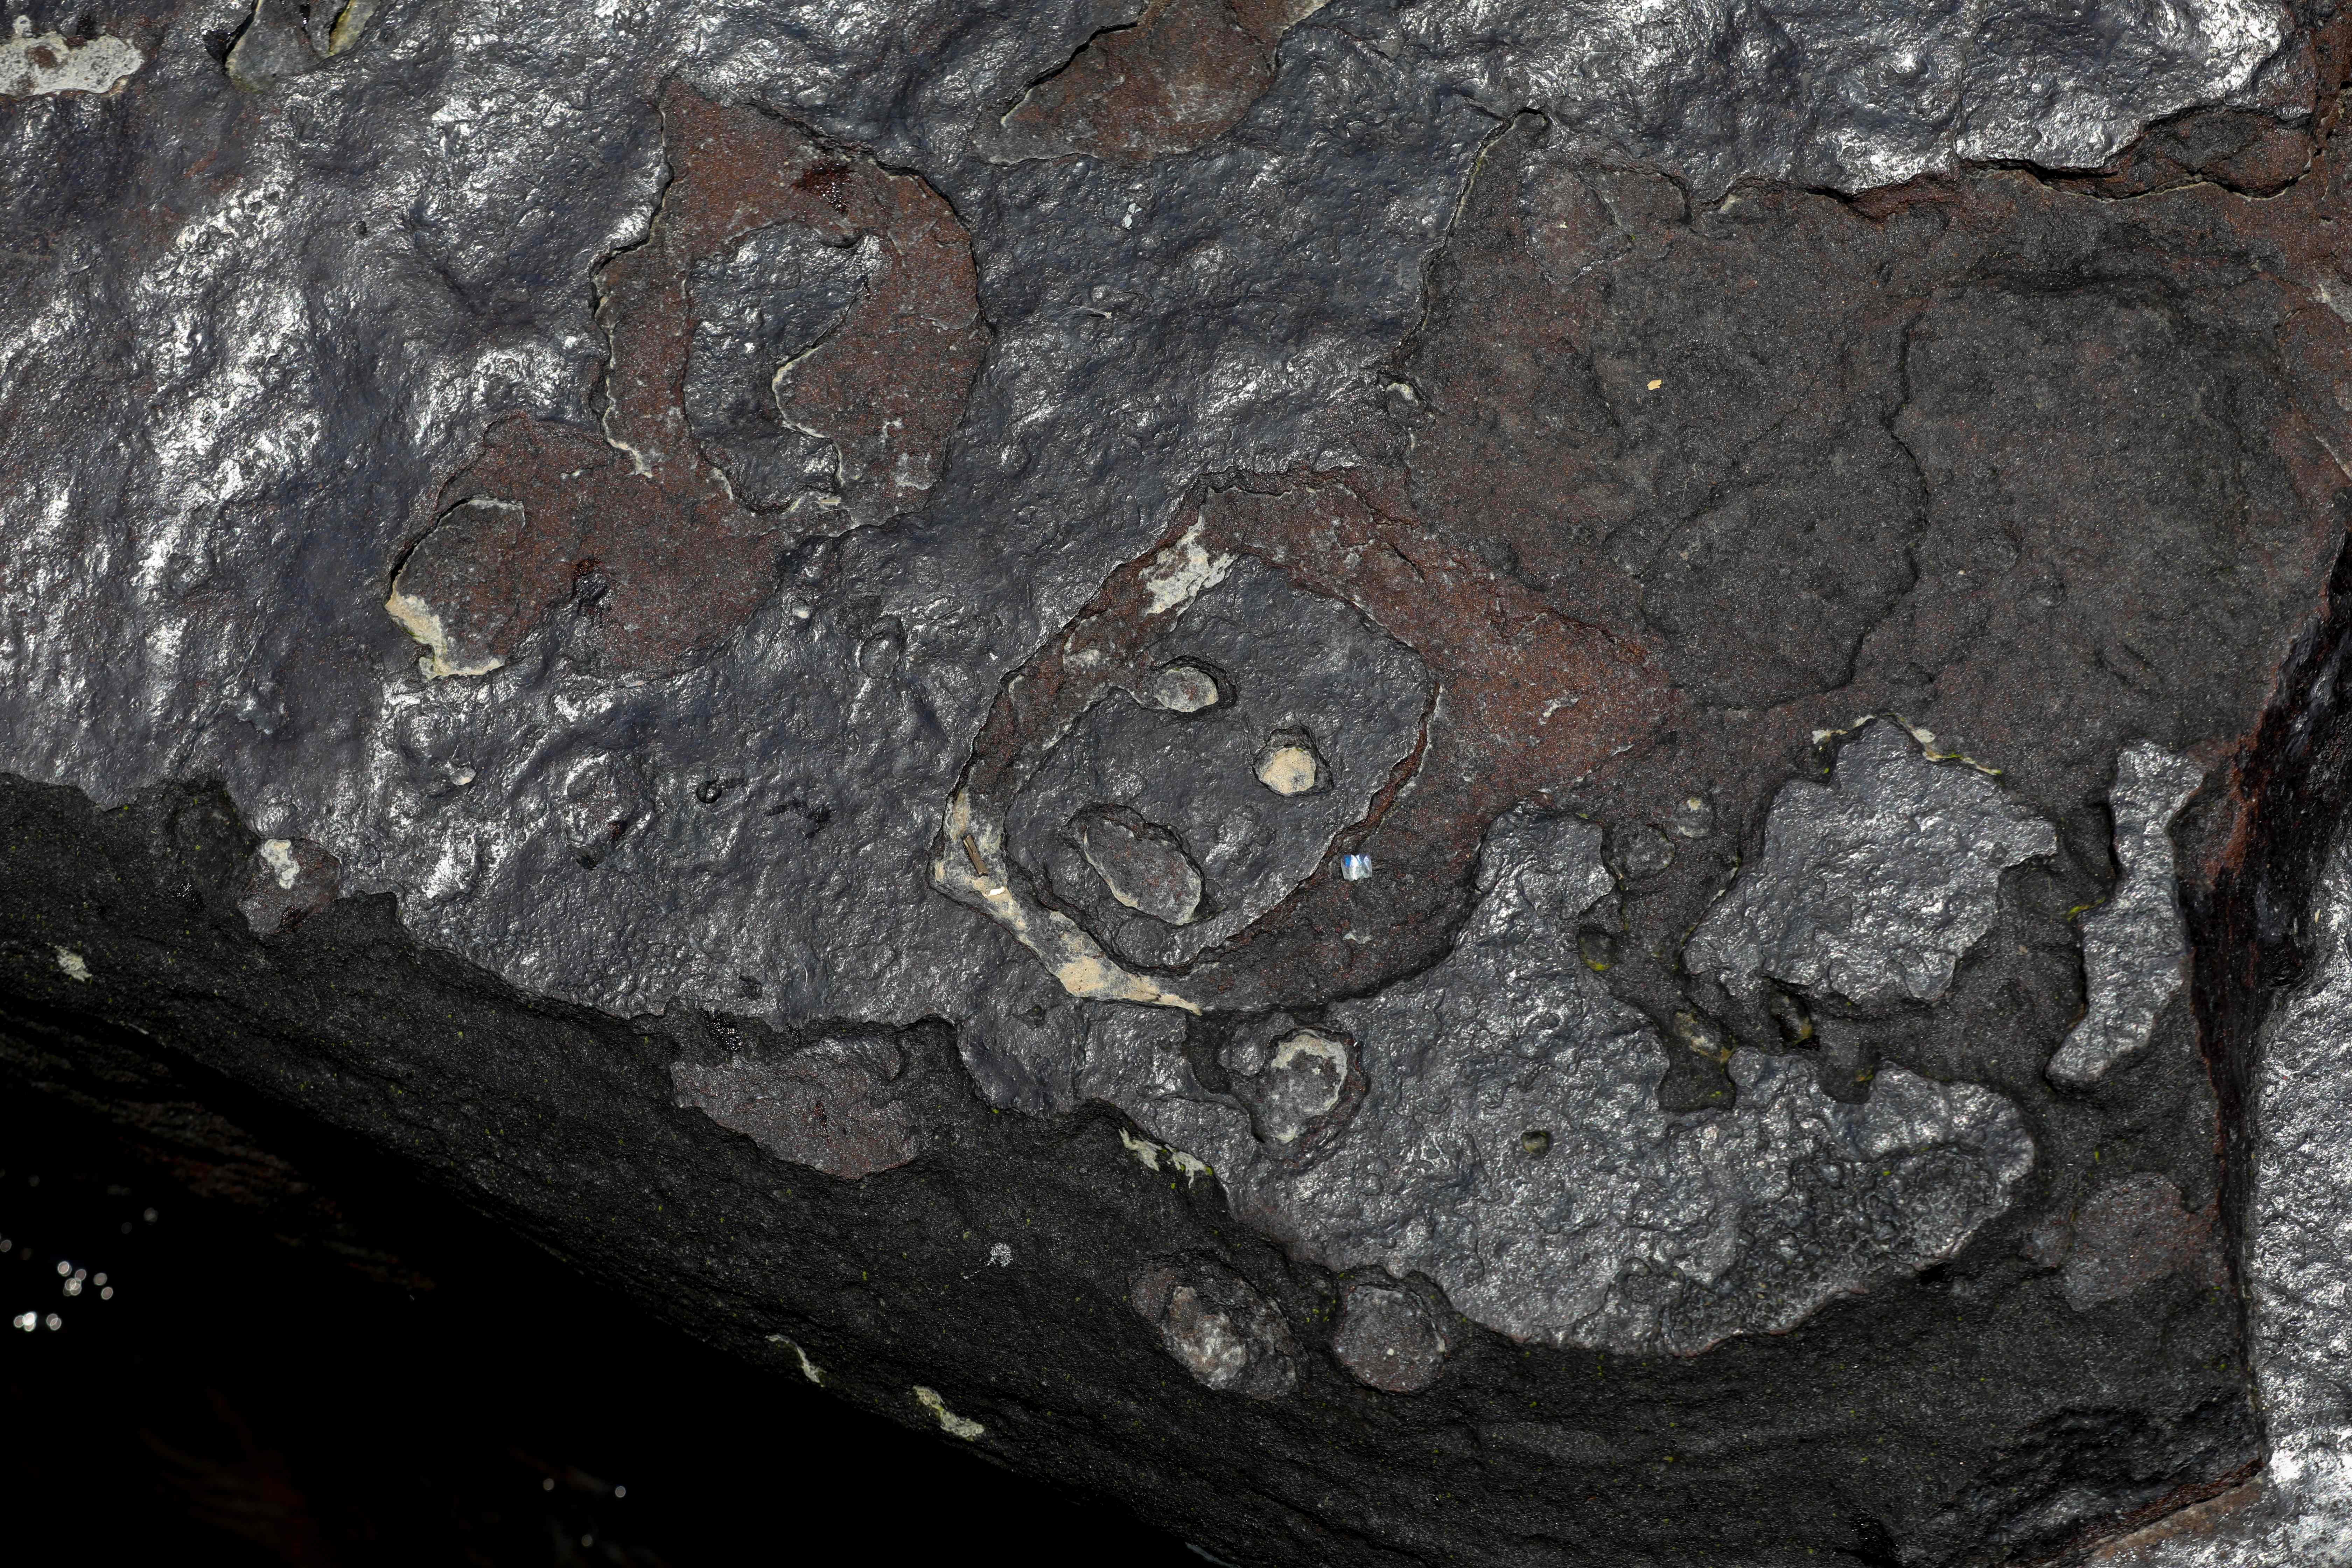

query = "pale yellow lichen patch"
[[766, 1333, 822, 1385], [1256, 744, 1320, 796], [1270, 1030, 1346, 1075], [259, 838, 300, 890], [53, 947, 89, 982], [914, 1386, 985, 1441], [2, 15, 142, 97], [1119, 1127, 1210, 1180], [384, 587, 505, 680], [1139, 521, 1234, 616], [932, 791, 1199, 1012], [1812, 714, 2002, 775], [323, 0, 379, 54], [1895, 713, 2002, 775]]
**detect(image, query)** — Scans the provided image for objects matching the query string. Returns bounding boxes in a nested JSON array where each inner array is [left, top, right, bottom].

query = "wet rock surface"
[[8, 0, 2352, 1561], [1087, 809, 2043, 1356]]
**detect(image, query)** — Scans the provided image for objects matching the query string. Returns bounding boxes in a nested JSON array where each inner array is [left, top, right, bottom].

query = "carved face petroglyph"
[[1001, 556, 1430, 972]]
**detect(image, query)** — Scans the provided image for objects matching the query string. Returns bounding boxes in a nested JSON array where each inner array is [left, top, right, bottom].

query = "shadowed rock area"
[[8, 0, 2352, 1561]]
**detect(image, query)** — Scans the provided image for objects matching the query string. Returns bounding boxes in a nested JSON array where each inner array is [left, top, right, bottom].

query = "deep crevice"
[[2184, 509, 2352, 1339]]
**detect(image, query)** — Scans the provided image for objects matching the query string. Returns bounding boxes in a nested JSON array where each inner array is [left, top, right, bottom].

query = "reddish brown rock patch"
[[997, 0, 1324, 161], [390, 84, 986, 677], [949, 467, 1671, 1009]]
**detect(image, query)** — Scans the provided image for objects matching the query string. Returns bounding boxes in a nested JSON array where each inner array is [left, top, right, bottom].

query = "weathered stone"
[[1130, 1256, 1298, 1398], [1, 13, 140, 97], [8, 0, 2351, 1560], [994, 0, 1328, 162], [237, 835, 340, 937], [1075, 806, 1205, 926], [1330, 1282, 1449, 1393], [1094, 811, 2038, 1354], [2058, 1171, 2219, 1312], [981, 550, 1435, 979], [2049, 744, 2206, 1088], [672, 1038, 920, 1181], [1686, 722, 2058, 1010], [390, 85, 986, 678]]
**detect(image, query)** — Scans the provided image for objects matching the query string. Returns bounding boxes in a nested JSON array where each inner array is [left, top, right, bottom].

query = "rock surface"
[[7, 0, 2352, 1561]]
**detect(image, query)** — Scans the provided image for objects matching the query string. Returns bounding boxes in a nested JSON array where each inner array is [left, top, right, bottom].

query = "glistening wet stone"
[[1086, 811, 2038, 1354], [4, 1, 2342, 1560]]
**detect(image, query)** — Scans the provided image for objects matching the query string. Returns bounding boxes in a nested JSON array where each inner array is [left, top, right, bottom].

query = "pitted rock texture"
[[1687, 722, 2059, 1011], [2048, 743, 2205, 1088], [1086, 811, 2039, 1354], [9, 0, 2352, 1561], [1002, 555, 1432, 969], [938, 474, 1673, 1022]]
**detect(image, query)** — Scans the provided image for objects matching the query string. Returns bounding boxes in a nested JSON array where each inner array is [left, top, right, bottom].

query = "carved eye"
[[1144, 660, 1222, 713], [1255, 729, 1324, 796], [1074, 806, 1204, 927]]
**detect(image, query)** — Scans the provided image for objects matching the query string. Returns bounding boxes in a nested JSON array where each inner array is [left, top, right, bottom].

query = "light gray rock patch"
[[1, 14, 141, 98], [2048, 743, 2204, 1088], [1087, 810, 2035, 1355], [1687, 721, 2057, 1011], [1398, 0, 2301, 196]]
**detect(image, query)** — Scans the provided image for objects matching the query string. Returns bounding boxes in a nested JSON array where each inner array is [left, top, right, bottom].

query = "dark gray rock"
[[1088, 810, 2038, 1354], [7, 0, 2350, 1560], [2057, 1171, 2219, 1312], [1003, 556, 1431, 970], [1131, 1255, 1299, 1399], [672, 1036, 922, 1181], [236, 834, 340, 936]]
